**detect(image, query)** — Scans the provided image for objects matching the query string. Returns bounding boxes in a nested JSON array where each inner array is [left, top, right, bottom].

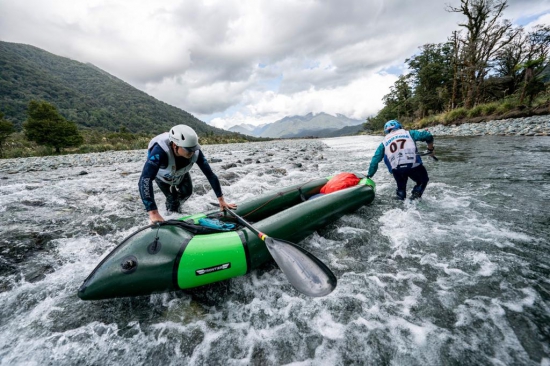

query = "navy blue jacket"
[[139, 144, 223, 211]]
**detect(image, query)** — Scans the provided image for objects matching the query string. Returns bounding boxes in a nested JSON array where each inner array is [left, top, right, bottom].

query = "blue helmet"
[[384, 120, 402, 134]]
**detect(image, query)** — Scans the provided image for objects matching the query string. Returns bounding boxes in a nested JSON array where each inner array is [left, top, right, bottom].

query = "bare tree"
[[519, 25, 550, 106], [447, 0, 519, 108], [494, 28, 527, 96], [449, 30, 463, 110]]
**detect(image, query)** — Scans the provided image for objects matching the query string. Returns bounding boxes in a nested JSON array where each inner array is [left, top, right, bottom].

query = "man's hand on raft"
[[218, 196, 237, 211], [148, 210, 165, 224]]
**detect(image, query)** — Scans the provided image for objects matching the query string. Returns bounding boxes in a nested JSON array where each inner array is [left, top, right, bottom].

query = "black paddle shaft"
[[417, 151, 439, 161]]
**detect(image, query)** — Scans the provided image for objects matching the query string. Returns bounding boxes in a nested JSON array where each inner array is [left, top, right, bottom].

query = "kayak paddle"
[[418, 150, 439, 161], [225, 208, 337, 297]]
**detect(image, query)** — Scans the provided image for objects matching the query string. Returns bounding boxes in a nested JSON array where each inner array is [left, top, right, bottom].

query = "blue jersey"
[[138, 144, 223, 212]]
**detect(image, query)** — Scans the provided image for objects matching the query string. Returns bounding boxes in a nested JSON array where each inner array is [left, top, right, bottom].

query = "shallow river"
[[0, 135, 549, 365]]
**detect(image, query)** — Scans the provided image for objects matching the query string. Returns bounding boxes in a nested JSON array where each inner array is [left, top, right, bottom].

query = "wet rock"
[[0, 278, 14, 293], [265, 168, 287, 176], [218, 171, 240, 183], [78, 171, 88, 175], [21, 200, 46, 207], [210, 158, 222, 163], [24, 265, 55, 283], [193, 184, 209, 195], [222, 163, 237, 170], [93, 324, 109, 337], [0, 231, 58, 273], [84, 188, 104, 195]]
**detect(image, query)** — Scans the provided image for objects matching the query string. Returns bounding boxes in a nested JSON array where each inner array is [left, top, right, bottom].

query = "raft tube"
[[78, 175, 375, 300]]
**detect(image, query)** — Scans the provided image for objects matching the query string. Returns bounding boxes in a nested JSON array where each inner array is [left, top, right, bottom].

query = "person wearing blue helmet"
[[366, 120, 435, 200]]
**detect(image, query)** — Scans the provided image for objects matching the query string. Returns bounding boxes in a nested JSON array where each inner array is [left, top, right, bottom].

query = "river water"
[[0, 135, 549, 366]]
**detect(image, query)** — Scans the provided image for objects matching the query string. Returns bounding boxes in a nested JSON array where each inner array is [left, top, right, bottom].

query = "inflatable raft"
[[78, 174, 375, 300]]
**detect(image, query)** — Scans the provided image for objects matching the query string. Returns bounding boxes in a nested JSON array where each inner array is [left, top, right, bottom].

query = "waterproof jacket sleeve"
[[409, 130, 434, 143], [138, 144, 168, 212], [367, 143, 385, 177], [196, 151, 223, 198]]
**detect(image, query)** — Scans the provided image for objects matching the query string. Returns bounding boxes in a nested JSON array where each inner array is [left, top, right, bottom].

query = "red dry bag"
[[320, 173, 360, 194]]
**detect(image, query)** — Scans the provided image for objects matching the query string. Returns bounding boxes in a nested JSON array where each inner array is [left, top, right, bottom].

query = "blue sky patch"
[[515, 11, 549, 26]]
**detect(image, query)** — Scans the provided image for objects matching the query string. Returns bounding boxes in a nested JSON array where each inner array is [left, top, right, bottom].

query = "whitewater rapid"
[[1, 135, 549, 365]]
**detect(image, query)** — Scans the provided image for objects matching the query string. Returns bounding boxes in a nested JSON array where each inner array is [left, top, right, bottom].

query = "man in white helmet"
[[139, 124, 236, 223]]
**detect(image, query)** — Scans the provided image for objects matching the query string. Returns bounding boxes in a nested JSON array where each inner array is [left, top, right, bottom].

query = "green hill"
[[0, 41, 229, 136]]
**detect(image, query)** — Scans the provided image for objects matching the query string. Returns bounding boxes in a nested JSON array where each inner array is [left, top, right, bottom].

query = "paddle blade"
[[264, 237, 337, 297]]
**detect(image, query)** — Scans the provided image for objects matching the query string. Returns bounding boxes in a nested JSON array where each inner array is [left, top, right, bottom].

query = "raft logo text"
[[195, 263, 232, 276]]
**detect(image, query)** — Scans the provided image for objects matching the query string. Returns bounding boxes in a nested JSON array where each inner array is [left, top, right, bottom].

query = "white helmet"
[[169, 125, 201, 151]]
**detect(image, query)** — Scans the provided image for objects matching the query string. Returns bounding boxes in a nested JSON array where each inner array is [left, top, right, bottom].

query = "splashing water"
[[0, 135, 549, 365]]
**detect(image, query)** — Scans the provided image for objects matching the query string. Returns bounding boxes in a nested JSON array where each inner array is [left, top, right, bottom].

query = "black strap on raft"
[[156, 219, 234, 235], [147, 224, 162, 254], [298, 188, 307, 202]]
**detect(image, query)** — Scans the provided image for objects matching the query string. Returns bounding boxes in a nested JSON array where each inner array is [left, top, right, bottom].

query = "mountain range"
[[228, 112, 365, 138], [0, 41, 231, 136]]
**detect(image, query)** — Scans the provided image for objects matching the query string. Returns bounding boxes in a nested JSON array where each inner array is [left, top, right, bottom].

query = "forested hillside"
[[0, 41, 228, 135]]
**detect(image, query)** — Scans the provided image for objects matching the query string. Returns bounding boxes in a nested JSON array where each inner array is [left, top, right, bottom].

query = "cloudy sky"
[[1, 0, 549, 129]]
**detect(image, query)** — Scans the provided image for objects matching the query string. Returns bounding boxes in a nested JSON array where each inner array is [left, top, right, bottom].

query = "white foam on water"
[[313, 310, 346, 340], [452, 297, 536, 365], [335, 226, 369, 236], [1, 137, 549, 365], [304, 231, 340, 250], [420, 254, 469, 277], [499, 287, 538, 312], [378, 206, 431, 258], [464, 251, 498, 277], [387, 318, 436, 347], [452, 217, 534, 246]]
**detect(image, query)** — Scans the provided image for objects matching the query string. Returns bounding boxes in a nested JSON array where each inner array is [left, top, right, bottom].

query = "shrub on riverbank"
[[412, 95, 548, 130], [0, 130, 260, 159]]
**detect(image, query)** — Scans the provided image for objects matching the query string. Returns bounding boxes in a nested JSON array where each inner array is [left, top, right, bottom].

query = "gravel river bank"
[[427, 115, 550, 136]]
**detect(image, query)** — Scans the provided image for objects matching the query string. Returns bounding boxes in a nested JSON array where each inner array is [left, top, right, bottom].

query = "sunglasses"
[[179, 146, 196, 153]]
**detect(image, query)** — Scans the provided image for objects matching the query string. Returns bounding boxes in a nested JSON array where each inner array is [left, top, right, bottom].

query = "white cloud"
[[523, 12, 550, 31], [0, 0, 548, 129], [207, 71, 398, 129]]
